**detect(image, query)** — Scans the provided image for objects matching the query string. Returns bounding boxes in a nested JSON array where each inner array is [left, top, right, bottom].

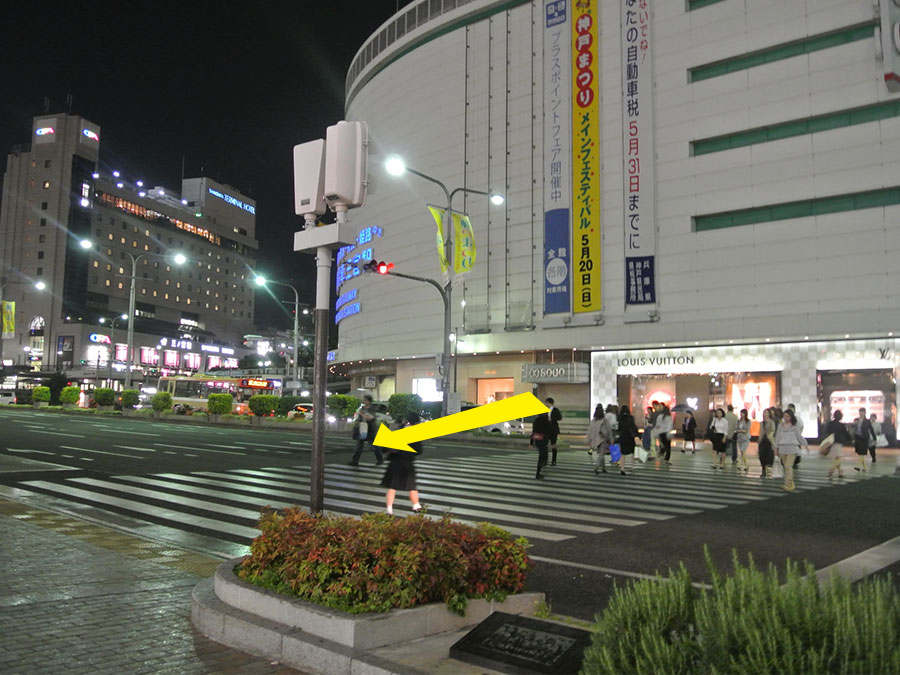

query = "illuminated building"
[[0, 113, 257, 384], [333, 0, 900, 436]]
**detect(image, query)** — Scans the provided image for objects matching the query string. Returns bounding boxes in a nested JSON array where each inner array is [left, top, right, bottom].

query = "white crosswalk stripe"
[[14, 452, 872, 550]]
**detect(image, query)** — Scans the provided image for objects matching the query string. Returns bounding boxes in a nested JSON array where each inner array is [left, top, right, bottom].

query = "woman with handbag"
[[654, 403, 674, 464], [757, 408, 776, 478], [530, 412, 552, 480], [681, 411, 697, 454], [821, 410, 851, 478]]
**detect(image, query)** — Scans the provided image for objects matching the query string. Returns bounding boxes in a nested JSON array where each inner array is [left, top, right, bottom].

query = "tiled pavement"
[[0, 499, 300, 674]]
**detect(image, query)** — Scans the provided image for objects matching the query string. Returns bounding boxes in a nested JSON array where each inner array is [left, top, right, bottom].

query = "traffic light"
[[362, 260, 394, 275]]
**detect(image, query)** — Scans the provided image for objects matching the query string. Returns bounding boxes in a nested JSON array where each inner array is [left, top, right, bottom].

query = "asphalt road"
[[2, 407, 898, 622]]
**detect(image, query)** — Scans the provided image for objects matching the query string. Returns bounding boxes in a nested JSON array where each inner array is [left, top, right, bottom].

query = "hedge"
[[248, 394, 279, 417], [207, 393, 233, 415], [93, 387, 115, 406], [151, 391, 173, 412], [119, 389, 140, 409], [237, 507, 531, 615], [59, 386, 81, 405], [32, 386, 51, 402]]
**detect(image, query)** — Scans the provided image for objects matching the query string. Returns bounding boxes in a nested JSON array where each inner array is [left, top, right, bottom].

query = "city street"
[[1, 408, 899, 622]]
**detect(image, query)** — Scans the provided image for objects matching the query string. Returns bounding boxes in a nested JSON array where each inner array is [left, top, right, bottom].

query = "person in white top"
[[709, 408, 729, 469]]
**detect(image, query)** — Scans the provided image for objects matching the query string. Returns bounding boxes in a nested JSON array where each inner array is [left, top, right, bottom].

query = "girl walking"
[[381, 412, 423, 514], [617, 405, 639, 475], [586, 404, 614, 474], [775, 409, 807, 492], [757, 408, 777, 478], [821, 410, 851, 478], [709, 408, 729, 469], [654, 403, 674, 464]]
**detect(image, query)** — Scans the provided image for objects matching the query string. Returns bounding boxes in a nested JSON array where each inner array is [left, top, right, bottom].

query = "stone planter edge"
[[212, 557, 543, 652]]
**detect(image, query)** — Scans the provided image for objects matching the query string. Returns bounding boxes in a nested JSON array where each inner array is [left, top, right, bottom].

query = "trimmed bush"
[[119, 389, 140, 409], [581, 549, 900, 674], [238, 507, 531, 615], [327, 394, 360, 420], [207, 393, 233, 415], [59, 386, 81, 405], [93, 387, 115, 406], [247, 394, 279, 417], [151, 391, 173, 412], [32, 386, 51, 403], [387, 393, 423, 425], [276, 395, 302, 417]]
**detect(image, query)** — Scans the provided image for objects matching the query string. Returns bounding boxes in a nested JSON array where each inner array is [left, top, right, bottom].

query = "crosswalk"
[[5, 451, 876, 554]]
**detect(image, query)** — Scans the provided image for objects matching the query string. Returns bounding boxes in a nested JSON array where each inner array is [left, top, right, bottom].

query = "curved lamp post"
[[254, 276, 303, 391], [384, 156, 503, 416]]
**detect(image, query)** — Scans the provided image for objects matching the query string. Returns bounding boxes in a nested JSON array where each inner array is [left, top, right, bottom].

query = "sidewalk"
[[0, 496, 299, 674]]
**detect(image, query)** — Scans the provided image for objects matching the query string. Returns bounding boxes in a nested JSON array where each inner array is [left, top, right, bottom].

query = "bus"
[[156, 374, 283, 413]]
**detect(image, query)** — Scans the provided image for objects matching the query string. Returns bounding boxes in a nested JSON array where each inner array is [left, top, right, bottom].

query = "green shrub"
[[151, 391, 173, 412], [59, 386, 81, 405], [207, 393, 234, 415], [387, 393, 423, 425], [238, 507, 531, 615], [248, 394, 279, 417], [327, 394, 360, 420], [93, 387, 115, 406], [581, 548, 900, 674], [276, 395, 302, 416], [32, 386, 51, 402], [119, 389, 140, 409]]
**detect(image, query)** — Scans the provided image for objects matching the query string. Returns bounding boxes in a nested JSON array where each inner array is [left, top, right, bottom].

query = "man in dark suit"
[[546, 397, 562, 465]]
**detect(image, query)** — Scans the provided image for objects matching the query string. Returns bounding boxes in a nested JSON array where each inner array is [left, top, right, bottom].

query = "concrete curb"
[[192, 558, 543, 674]]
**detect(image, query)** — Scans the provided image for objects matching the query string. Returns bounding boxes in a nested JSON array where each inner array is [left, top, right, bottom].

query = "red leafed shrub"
[[236, 507, 532, 615]]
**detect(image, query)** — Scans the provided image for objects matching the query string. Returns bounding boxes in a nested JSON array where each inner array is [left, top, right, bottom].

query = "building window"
[[38, 234, 45, 243], [42, 181, 50, 189], [37, 251, 44, 259], [41, 202, 48, 210], [105, 280, 111, 287], [36, 267, 43, 276], [108, 233, 114, 240], [40, 218, 46, 227], [44, 160, 51, 168], [92, 276, 98, 284], [117, 282, 123, 289], [92, 260, 99, 268]]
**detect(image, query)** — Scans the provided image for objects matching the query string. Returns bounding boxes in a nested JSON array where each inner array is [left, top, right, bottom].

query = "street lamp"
[[254, 276, 304, 392], [120, 250, 187, 390], [384, 156, 503, 416], [99, 313, 128, 382], [0, 277, 46, 368]]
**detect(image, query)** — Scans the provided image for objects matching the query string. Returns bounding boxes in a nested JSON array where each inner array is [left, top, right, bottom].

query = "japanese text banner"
[[427, 205, 451, 280], [572, 0, 602, 314], [452, 212, 477, 277], [1, 300, 14, 339]]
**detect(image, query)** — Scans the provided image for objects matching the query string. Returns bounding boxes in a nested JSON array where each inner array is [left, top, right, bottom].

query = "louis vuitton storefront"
[[591, 339, 900, 440]]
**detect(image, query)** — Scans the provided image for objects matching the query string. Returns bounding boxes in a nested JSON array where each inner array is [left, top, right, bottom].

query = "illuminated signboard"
[[208, 187, 255, 215], [82, 129, 100, 141], [35, 127, 55, 136], [241, 378, 275, 389], [89, 333, 111, 344]]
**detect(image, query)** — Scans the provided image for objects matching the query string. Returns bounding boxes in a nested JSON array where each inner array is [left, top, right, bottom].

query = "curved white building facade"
[[335, 0, 900, 435]]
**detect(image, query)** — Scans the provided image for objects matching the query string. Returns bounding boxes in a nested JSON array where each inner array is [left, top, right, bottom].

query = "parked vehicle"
[[0, 390, 16, 405], [482, 418, 527, 436]]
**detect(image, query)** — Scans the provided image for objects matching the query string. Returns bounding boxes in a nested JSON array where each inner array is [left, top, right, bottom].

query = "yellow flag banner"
[[427, 205, 450, 279], [1, 300, 15, 339], [453, 212, 477, 276]]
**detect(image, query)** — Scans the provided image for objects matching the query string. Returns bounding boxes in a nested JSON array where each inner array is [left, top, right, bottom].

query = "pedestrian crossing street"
[[11, 451, 876, 549]]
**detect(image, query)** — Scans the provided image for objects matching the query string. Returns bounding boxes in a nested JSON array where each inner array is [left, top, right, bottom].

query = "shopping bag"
[[635, 446, 648, 463], [818, 433, 834, 456], [358, 421, 368, 440], [609, 443, 621, 463]]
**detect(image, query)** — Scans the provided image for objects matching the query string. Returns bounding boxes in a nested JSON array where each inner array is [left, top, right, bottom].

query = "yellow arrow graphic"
[[373, 392, 550, 452]]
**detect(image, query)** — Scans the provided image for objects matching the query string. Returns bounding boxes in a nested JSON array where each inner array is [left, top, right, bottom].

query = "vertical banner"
[[572, 0, 602, 314], [57, 335, 74, 368], [543, 1, 572, 316], [1, 300, 14, 339], [621, 0, 657, 316], [427, 205, 451, 280], [452, 212, 477, 277]]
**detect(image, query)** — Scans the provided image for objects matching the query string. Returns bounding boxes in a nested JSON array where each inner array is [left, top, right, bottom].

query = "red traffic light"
[[376, 261, 394, 275]]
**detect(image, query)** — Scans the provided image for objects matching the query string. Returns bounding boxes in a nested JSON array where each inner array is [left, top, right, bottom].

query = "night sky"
[[1, 2, 415, 330]]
